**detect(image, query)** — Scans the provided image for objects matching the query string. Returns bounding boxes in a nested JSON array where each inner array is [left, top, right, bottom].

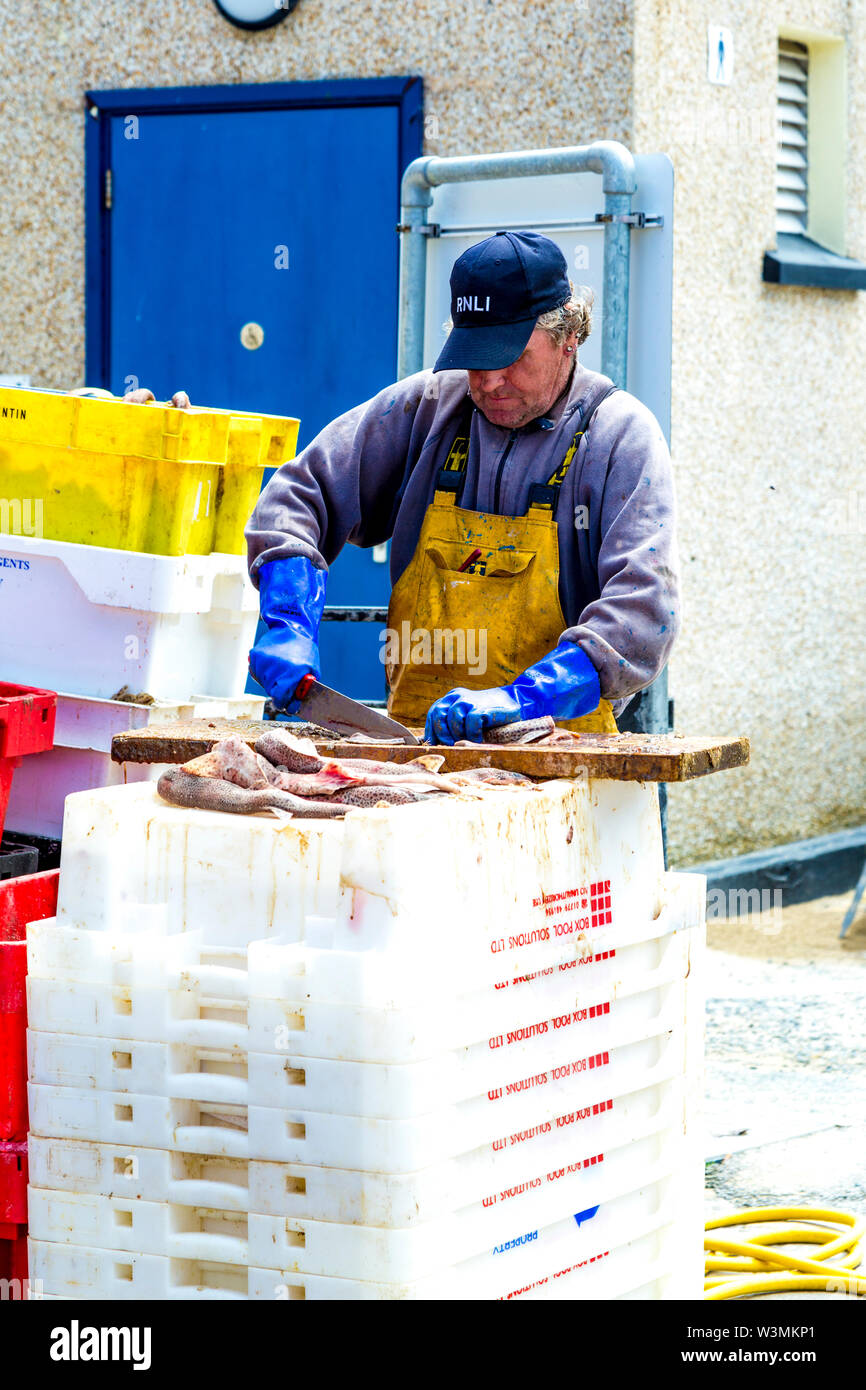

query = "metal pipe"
[[398, 141, 637, 383], [619, 668, 671, 864], [433, 217, 661, 238], [407, 141, 636, 194], [599, 191, 633, 389], [397, 157, 436, 381]]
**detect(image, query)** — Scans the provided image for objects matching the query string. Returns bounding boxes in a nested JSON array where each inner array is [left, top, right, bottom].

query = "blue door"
[[88, 81, 422, 701]]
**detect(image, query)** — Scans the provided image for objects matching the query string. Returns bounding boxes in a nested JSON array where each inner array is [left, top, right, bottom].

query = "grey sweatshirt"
[[245, 363, 680, 706]]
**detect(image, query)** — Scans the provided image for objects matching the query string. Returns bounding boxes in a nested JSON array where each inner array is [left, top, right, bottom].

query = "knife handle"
[[294, 673, 316, 701]]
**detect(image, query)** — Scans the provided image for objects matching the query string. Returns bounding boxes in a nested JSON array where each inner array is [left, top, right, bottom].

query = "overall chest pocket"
[[413, 544, 540, 681]]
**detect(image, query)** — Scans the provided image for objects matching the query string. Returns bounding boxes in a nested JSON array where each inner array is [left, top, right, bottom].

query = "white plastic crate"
[[0, 534, 259, 700], [27, 1147, 684, 1281], [245, 963, 689, 1066], [29, 1206, 692, 1300], [249, 1221, 694, 1298], [28, 1026, 688, 1170], [26, 1076, 685, 1225], [5, 693, 266, 837], [27, 1257, 682, 1298], [27, 951, 688, 1115], [27, 869, 704, 1003], [27, 919, 693, 1066], [52, 779, 667, 968]]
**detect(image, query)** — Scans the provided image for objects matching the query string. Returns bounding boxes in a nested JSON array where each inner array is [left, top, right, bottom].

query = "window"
[[763, 29, 866, 288]]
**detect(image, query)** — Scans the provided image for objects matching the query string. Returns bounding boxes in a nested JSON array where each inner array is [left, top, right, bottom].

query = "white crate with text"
[[28, 1156, 686, 1283], [0, 535, 259, 701], [27, 869, 704, 1002], [28, 1025, 689, 1171], [26, 1075, 685, 1225], [30, 1189, 696, 1300], [52, 779, 667, 968], [27, 929, 692, 1071]]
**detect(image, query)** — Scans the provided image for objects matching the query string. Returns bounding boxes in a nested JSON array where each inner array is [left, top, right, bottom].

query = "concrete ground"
[[702, 891, 866, 1297]]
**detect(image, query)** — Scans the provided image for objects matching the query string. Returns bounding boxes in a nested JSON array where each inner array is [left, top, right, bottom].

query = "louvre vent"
[[776, 39, 809, 236]]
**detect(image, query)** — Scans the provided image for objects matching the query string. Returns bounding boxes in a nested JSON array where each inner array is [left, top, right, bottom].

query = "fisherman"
[[244, 232, 680, 744], [137, 231, 680, 745]]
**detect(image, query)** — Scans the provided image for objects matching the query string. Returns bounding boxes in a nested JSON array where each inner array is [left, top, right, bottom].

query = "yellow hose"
[[704, 1206, 866, 1300]]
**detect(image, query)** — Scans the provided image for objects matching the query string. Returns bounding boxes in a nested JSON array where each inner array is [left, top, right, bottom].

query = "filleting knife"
[[291, 675, 421, 746]]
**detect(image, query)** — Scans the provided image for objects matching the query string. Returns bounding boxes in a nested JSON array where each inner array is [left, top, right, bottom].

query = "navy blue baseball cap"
[[433, 231, 571, 373]]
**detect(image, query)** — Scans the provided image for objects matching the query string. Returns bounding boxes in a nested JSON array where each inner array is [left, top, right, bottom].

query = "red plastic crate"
[[0, 683, 57, 841], [0, 941, 27, 1139], [0, 870, 60, 1138], [0, 1140, 27, 1224], [0, 1222, 28, 1291], [0, 867, 60, 944]]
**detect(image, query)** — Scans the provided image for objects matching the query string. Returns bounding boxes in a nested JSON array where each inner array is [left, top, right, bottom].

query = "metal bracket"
[[321, 606, 389, 622], [396, 222, 441, 236], [594, 211, 663, 228], [399, 215, 662, 238]]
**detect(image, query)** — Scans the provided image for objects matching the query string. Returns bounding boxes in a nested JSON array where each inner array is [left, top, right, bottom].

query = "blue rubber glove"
[[424, 641, 601, 745], [248, 556, 327, 712]]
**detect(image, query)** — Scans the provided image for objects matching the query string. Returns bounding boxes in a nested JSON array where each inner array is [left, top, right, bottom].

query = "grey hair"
[[536, 281, 594, 347]]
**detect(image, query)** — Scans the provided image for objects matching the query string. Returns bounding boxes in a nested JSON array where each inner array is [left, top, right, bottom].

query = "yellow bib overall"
[[385, 395, 618, 733]]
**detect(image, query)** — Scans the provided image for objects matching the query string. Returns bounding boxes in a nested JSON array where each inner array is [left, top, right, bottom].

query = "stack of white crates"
[[25, 772, 705, 1300]]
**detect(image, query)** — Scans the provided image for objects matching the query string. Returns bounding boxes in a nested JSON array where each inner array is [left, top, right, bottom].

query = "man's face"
[[467, 326, 574, 430]]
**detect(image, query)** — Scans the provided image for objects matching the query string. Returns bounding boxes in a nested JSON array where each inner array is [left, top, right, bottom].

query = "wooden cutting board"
[[110, 719, 750, 783]]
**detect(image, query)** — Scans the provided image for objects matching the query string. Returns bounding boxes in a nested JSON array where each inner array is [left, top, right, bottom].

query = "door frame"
[[84, 76, 424, 383]]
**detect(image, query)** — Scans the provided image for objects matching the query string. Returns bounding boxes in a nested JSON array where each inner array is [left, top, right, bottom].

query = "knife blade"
[[293, 676, 421, 745]]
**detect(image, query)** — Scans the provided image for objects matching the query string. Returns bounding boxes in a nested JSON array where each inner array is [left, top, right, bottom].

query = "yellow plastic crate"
[[218, 409, 301, 554], [0, 386, 231, 463], [223, 409, 300, 468], [0, 388, 299, 557]]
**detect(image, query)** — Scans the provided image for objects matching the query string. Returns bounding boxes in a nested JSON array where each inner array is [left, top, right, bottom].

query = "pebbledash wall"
[[632, 0, 866, 863], [0, 0, 862, 865]]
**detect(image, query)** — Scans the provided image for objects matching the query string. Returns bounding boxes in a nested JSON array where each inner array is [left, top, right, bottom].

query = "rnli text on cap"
[[456, 295, 491, 313]]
